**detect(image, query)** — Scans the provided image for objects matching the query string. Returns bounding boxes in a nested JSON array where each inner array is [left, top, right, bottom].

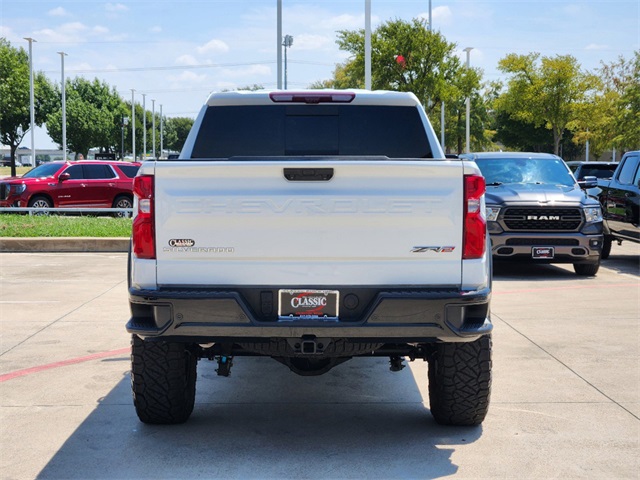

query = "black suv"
[[460, 152, 604, 276]]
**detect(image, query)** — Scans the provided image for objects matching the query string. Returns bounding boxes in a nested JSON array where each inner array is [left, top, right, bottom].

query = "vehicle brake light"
[[269, 92, 355, 104], [132, 175, 155, 259], [463, 174, 486, 259]]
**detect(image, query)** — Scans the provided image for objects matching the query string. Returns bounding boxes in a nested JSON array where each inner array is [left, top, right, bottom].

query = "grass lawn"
[[1, 166, 132, 237], [0, 214, 132, 237], [0, 166, 31, 177]]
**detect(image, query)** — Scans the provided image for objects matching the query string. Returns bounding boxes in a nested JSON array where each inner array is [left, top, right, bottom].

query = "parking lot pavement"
[[0, 246, 638, 479]]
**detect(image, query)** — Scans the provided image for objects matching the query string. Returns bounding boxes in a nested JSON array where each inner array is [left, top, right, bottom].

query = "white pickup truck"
[[127, 90, 493, 426]]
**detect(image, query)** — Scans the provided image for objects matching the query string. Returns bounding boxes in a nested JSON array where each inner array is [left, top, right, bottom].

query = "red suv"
[[0, 160, 141, 212]]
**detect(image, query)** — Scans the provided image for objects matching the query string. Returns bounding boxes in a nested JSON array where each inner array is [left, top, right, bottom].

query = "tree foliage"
[[164, 117, 194, 153], [495, 53, 597, 155], [47, 77, 124, 158], [320, 18, 489, 153], [611, 51, 640, 151], [0, 38, 56, 175]]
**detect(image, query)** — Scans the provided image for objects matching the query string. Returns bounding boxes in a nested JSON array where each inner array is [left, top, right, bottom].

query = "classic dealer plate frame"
[[278, 289, 340, 320], [532, 246, 555, 259]]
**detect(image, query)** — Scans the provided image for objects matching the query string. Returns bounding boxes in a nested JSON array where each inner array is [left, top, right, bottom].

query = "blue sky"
[[1, 0, 638, 150]]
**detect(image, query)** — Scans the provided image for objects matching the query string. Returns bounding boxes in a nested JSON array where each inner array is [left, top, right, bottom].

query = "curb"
[[0, 237, 130, 253]]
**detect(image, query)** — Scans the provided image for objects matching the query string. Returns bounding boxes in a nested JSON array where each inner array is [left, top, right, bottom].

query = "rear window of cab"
[[191, 105, 433, 159]]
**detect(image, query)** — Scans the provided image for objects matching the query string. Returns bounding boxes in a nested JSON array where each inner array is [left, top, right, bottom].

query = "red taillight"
[[132, 175, 155, 259], [463, 174, 486, 259], [269, 92, 355, 104]]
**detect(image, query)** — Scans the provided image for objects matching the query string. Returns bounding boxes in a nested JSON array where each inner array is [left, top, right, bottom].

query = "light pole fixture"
[[131, 89, 136, 160], [142, 93, 147, 160], [282, 34, 293, 90], [160, 104, 164, 158], [365, 0, 371, 90], [151, 99, 156, 159], [121, 116, 129, 160], [464, 47, 474, 154], [277, 0, 282, 89], [57, 51, 68, 160], [24, 37, 36, 167]]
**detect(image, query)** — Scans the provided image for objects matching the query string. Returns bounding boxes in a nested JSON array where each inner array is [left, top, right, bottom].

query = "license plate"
[[532, 247, 554, 259], [278, 290, 339, 319]]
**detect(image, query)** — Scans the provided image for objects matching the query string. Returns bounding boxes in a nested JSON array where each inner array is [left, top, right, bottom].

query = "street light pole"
[[160, 104, 164, 158], [121, 116, 129, 160], [131, 89, 136, 160], [142, 93, 147, 160], [152, 99, 156, 159], [277, 0, 282, 89], [464, 47, 474, 153], [24, 37, 36, 167], [365, 0, 371, 90], [282, 35, 293, 90], [57, 51, 68, 161]]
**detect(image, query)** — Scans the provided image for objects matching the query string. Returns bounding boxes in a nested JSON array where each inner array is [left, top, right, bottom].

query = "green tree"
[[496, 53, 597, 155], [0, 38, 56, 176], [329, 19, 463, 111], [164, 117, 194, 153], [612, 51, 640, 151], [47, 78, 125, 158], [318, 18, 489, 153]]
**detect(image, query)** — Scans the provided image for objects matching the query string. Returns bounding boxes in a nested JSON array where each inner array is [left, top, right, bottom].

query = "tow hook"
[[389, 356, 406, 372], [215, 355, 233, 377]]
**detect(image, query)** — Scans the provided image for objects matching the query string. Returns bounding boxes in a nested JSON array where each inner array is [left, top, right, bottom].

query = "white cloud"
[[197, 39, 230, 54], [106, 3, 128, 13], [48, 7, 67, 17], [0, 25, 16, 40], [293, 34, 333, 51], [585, 43, 608, 51], [149, 26, 162, 33], [169, 71, 207, 84], [321, 14, 363, 30], [418, 6, 453, 26], [176, 54, 199, 66], [34, 22, 89, 43], [221, 64, 271, 79], [93, 25, 109, 35], [69, 62, 94, 72]]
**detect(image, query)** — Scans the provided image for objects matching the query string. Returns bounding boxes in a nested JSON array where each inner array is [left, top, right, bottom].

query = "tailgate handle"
[[284, 168, 334, 181]]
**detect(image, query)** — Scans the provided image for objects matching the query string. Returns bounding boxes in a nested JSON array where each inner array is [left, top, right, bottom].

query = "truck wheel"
[[601, 236, 612, 260], [28, 195, 52, 214], [573, 262, 600, 276], [113, 195, 133, 218], [428, 335, 492, 426], [131, 335, 197, 424]]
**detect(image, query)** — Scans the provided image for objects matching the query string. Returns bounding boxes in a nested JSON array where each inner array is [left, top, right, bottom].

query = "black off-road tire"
[[601, 236, 612, 260], [131, 335, 198, 424], [573, 261, 600, 276], [428, 335, 492, 426]]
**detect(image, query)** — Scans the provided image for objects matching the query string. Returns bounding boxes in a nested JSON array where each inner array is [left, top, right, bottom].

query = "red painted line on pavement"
[[0, 347, 130, 383], [494, 282, 639, 295], [1, 282, 637, 382]]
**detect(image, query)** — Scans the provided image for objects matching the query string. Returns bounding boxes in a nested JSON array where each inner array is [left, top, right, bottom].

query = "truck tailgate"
[[154, 160, 464, 286]]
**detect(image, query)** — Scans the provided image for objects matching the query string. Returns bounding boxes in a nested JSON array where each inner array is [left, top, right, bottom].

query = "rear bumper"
[[489, 231, 603, 263], [127, 286, 492, 343]]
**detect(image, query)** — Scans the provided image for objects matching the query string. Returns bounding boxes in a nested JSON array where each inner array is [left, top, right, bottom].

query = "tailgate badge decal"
[[169, 239, 196, 247], [411, 246, 455, 253]]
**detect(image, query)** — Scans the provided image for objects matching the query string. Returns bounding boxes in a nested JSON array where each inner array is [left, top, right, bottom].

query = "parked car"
[[0, 160, 141, 213], [597, 151, 640, 258], [460, 152, 603, 276]]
